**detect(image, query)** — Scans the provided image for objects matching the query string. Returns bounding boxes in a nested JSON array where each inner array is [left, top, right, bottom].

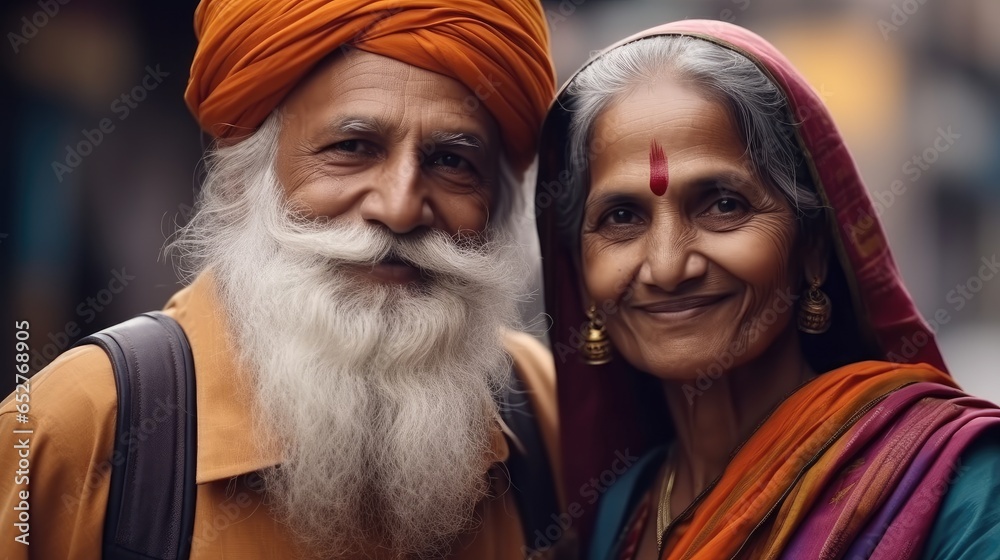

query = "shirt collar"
[[163, 272, 509, 484]]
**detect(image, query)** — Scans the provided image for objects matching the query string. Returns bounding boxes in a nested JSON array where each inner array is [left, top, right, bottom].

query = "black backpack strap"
[[500, 367, 561, 556], [75, 311, 197, 560]]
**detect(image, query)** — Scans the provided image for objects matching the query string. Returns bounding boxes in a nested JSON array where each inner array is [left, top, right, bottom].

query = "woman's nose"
[[637, 221, 709, 292]]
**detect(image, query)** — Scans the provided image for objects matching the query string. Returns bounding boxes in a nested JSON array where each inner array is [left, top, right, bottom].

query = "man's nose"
[[358, 154, 434, 234]]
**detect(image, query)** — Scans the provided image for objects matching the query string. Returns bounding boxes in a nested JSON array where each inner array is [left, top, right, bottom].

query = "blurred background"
[[1, 0, 998, 400]]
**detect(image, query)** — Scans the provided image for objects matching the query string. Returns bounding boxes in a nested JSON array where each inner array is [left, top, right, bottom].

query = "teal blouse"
[[921, 431, 1000, 559], [590, 432, 1000, 559]]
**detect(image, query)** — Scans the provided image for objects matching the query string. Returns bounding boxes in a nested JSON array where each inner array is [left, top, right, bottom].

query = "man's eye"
[[431, 153, 469, 170], [332, 140, 362, 153], [327, 140, 380, 157]]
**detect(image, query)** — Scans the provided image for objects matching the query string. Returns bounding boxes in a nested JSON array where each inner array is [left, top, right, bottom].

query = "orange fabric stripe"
[[663, 361, 954, 559]]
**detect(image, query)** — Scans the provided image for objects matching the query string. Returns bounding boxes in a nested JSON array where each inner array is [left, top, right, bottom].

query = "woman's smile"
[[631, 293, 733, 321]]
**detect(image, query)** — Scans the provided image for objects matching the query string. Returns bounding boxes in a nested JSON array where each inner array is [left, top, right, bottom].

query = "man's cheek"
[[288, 182, 355, 220], [438, 196, 490, 234]]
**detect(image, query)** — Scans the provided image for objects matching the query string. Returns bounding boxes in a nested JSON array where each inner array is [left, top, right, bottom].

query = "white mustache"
[[268, 217, 522, 290]]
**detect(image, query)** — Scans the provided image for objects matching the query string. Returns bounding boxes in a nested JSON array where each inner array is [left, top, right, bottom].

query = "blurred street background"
[[2, 0, 998, 400]]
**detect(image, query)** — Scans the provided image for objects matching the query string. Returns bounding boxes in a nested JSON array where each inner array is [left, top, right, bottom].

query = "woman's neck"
[[661, 326, 815, 510]]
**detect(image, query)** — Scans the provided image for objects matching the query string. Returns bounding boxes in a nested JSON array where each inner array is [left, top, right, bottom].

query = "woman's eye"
[[707, 197, 746, 215], [606, 208, 639, 225]]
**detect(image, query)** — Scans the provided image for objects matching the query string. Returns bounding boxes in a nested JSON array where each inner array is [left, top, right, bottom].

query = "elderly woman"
[[535, 20, 1000, 559]]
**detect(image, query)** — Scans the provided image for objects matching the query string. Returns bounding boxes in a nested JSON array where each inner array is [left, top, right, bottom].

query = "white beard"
[[173, 114, 525, 557]]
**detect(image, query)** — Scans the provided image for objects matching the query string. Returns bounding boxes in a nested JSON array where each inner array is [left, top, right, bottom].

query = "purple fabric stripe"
[[781, 384, 954, 558], [844, 403, 979, 558], [871, 417, 1000, 560], [780, 383, 1000, 560]]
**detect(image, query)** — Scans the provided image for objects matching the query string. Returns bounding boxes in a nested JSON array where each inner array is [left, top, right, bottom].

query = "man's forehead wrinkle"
[[289, 52, 497, 159], [371, 98, 405, 135], [395, 65, 493, 146]]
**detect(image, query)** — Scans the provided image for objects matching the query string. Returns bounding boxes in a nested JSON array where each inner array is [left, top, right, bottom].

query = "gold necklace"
[[655, 452, 677, 551]]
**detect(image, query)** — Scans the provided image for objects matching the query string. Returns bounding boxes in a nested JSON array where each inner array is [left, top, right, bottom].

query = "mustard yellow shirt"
[[0, 273, 560, 559]]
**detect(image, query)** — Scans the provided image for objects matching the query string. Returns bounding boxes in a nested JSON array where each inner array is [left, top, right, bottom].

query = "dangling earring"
[[798, 277, 832, 334], [581, 305, 613, 365]]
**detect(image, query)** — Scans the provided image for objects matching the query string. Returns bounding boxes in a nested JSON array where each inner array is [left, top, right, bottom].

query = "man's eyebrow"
[[323, 119, 487, 152], [428, 130, 485, 151], [328, 116, 389, 136]]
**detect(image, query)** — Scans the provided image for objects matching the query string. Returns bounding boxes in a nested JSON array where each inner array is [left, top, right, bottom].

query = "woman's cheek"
[[582, 239, 639, 305], [706, 219, 796, 285]]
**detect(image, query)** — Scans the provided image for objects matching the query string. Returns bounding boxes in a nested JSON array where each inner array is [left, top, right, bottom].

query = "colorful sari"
[[600, 362, 1000, 559], [533, 20, 1000, 559]]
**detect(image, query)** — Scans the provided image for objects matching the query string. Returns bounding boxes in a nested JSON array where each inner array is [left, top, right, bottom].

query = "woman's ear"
[[574, 235, 594, 311], [577, 275, 593, 312], [801, 222, 830, 285]]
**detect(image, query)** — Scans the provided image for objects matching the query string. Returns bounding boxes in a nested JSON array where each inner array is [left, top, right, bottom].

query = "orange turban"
[[185, 0, 556, 173]]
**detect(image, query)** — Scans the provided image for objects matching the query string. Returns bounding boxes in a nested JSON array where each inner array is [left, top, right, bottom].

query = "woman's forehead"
[[591, 81, 740, 155], [588, 84, 747, 184]]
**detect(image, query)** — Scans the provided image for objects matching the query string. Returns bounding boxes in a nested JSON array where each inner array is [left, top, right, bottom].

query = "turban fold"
[[185, 0, 556, 173]]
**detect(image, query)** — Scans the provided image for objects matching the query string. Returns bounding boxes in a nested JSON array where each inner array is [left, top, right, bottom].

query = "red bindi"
[[649, 139, 668, 196]]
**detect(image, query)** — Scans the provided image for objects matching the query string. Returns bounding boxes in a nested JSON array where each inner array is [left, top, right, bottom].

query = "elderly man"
[[0, 1, 561, 558]]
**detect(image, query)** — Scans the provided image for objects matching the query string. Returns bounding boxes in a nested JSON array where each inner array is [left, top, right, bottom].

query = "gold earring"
[[798, 277, 832, 334], [581, 305, 613, 365]]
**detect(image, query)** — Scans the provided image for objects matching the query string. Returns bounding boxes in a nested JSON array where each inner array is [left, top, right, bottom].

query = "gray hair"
[[560, 35, 825, 241]]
